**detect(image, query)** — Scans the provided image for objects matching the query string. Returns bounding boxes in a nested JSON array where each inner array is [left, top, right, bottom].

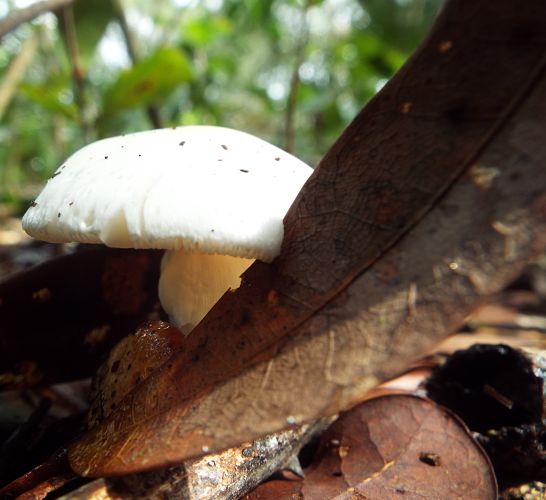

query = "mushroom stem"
[[158, 249, 253, 333]]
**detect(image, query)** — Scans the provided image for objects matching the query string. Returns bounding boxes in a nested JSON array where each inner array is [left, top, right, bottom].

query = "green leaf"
[[102, 48, 192, 116], [19, 77, 77, 119], [74, 0, 116, 65], [182, 15, 233, 46], [57, 0, 116, 69]]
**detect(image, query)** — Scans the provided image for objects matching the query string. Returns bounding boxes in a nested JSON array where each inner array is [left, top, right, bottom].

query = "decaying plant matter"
[[1, 0, 546, 497], [68, 0, 546, 477]]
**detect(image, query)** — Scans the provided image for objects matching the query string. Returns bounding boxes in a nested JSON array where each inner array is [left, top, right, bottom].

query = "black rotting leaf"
[[478, 423, 546, 488], [425, 344, 546, 488], [425, 344, 543, 431]]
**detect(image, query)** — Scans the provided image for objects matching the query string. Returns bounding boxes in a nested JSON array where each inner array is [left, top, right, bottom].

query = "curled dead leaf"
[[87, 321, 183, 428]]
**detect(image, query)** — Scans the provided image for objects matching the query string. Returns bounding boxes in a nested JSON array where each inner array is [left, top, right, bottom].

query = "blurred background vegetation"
[[0, 0, 442, 220]]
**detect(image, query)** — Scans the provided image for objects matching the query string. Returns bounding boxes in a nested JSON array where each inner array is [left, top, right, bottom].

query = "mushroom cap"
[[22, 126, 312, 261]]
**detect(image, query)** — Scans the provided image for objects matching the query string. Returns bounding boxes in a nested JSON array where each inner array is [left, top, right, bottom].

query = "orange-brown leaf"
[[249, 395, 497, 499], [87, 321, 183, 428]]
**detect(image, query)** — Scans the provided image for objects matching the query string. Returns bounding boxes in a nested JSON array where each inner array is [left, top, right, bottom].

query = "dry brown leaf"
[[87, 321, 183, 428], [306, 395, 497, 499], [68, 0, 546, 476], [247, 395, 497, 499], [434, 330, 546, 355], [244, 480, 303, 500], [53, 421, 331, 499], [71, 320, 330, 498], [0, 248, 162, 389]]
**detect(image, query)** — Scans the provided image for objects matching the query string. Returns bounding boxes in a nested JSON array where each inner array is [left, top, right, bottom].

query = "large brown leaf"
[[70, 0, 546, 475]]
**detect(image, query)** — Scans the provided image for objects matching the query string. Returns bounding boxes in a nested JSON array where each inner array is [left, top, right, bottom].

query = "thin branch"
[[0, 33, 38, 119], [0, 0, 75, 39], [59, 4, 91, 142], [284, 1, 311, 153], [112, 0, 162, 129], [284, 53, 304, 153], [113, 0, 138, 62]]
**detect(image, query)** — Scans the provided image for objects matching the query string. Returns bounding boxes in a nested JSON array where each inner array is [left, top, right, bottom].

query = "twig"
[[59, 4, 91, 142], [0, 33, 38, 119], [58, 418, 333, 499], [112, 0, 138, 62], [0, 0, 75, 39], [284, 57, 303, 153], [0, 447, 77, 499], [283, 1, 311, 153], [112, 0, 162, 128]]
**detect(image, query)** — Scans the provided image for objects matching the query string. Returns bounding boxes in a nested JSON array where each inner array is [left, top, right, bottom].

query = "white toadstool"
[[22, 126, 312, 332]]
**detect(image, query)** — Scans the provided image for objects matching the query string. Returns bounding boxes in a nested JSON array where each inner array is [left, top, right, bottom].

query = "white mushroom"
[[22, 126, 312, 332]]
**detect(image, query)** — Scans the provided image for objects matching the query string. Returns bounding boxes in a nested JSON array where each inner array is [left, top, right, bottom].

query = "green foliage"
[[19, 76, 77, 119], [0, 0, 442, 211], [102, 47, 192, 116], [69, 0, 115, 68]]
